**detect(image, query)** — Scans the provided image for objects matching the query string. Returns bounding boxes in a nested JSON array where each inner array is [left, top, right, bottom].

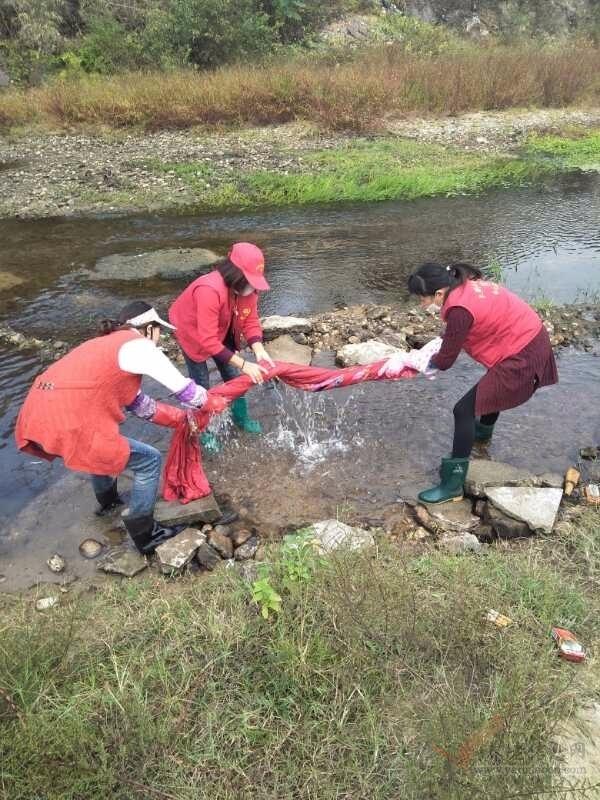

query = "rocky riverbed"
[[1, 108, 600, 219], [3, 300, 600, 374]]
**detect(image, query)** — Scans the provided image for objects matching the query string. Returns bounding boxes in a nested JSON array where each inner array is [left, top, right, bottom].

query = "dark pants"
[[183, 352, 239, 391], [452, 385, 500, 459]]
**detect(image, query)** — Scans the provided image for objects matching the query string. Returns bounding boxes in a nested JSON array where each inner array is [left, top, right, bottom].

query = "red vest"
[[169, 270, 263, 362], [442, 280, 542, 368], [15, 330, 141, 475]]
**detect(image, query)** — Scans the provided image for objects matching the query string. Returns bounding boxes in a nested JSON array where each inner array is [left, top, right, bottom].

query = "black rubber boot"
[[94, 482, 124, 517], [122, 514, 185, 555]]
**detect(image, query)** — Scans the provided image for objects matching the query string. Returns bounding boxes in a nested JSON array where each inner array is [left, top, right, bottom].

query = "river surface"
[[1, 172, 600, 589]]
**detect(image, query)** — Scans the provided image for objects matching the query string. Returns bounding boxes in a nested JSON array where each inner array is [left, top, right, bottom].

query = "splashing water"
[[265, 382, 363, 468]]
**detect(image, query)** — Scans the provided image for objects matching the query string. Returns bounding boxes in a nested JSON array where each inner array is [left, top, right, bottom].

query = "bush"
[[73, 15, 144, 74], [145, 0, 276, 70]]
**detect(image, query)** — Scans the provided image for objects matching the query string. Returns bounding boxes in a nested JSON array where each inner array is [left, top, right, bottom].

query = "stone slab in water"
[[486, 487, 563, 534], [156, 528, 205, 573], [261, 315, 311, 340], [465, 460, 538, 498], [336, 339, 405, 367], [91, 247, 219, 281], [155, 495, 221, 527], [265, 334, 312, 365]]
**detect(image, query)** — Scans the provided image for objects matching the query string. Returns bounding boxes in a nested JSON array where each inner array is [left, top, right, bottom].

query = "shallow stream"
[[1, 172, 600, 589]]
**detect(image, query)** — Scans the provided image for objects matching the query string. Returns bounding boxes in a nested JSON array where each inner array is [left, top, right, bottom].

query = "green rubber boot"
[[419, 457, 469, 505], [475, 420, 495, 442], [200, 430, 221, 454], [231, 397, 262, 434]]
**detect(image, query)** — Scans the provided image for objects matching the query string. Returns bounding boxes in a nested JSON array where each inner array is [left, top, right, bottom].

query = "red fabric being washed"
[[161, 359, 417, 503]]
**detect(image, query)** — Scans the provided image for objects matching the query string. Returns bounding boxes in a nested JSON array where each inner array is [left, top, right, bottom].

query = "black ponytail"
[[407, 262, 483, 298], [98, 300, 153, 336]]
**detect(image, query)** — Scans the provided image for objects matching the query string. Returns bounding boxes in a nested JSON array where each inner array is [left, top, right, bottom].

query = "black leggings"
[[452, 385, 499, 459]]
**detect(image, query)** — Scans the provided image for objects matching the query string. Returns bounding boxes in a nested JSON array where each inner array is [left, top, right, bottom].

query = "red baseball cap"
[[229, 242, 270, 291]]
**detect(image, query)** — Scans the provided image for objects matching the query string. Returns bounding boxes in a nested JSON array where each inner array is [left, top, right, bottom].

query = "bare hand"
[[242, 361, 268, 384], [253, 344, 275, 368]]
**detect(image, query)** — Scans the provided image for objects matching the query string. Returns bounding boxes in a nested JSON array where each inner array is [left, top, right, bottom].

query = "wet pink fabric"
[[162, 359, 417, 502]]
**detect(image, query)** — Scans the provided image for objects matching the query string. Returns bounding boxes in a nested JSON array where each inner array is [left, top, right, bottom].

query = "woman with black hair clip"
[[407, 262, 558, 504], [15, 301, 225, 554]]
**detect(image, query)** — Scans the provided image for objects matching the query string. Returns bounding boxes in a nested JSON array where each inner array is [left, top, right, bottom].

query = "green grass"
[[153, 131, 600, 212], [526, 131, 600, 168], [2, 511, 600, 799]]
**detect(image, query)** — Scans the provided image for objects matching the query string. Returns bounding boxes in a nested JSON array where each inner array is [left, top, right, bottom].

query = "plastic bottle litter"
[[584, 484, 600, 506], [47, 553, 66, 573], [551, 627, 586, 663], [486, 609, 513, 628], [35, 596, 59, 611], [563, 467, 580, 497]]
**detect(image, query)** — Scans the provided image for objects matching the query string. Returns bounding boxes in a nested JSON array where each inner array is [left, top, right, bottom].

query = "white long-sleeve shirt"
[[118, 336, 190, 393]]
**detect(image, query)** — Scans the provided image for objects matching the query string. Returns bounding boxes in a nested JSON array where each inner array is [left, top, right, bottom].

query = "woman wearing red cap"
[[169, 242, 273, 452]]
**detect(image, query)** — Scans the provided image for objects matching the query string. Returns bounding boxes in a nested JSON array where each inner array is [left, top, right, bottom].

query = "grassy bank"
[[2, 511, 600, 799], [155, 131, 600, 211], [1, 44, 600, 132]]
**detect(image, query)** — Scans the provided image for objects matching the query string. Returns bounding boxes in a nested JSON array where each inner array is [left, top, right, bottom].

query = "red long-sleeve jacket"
[[169, 270, 263, 363]]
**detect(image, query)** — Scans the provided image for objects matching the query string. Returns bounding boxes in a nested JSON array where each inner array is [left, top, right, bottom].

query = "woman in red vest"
[[15, 301, 224, 554], [169, 242, 274, 453], [407, 262, 558, 504]]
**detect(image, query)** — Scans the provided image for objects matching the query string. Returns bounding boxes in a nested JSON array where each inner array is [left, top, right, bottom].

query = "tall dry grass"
[[1, 44, 599, 132]]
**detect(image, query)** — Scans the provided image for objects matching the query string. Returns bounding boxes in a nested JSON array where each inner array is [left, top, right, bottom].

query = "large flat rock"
[[155, 528, 205, 573], [265, 334, 312, 365], [465, 460, 538, 498], [261, 315, 312, 340], [91, 247, 219, 281], [155, 495, 221, 527], [486, 487, 563, 534]]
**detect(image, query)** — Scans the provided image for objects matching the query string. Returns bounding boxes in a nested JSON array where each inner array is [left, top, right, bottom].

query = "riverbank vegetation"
[[152, 131, 600, 211], [1, 509, 599, 799], [1, 42, 599, 132]]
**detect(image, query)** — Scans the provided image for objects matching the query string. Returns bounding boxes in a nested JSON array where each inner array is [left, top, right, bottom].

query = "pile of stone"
[[155, 522, 260, 575], [94, 495, 262, 578], [261, 305, 600, 366], [407, 460, 567, 553]]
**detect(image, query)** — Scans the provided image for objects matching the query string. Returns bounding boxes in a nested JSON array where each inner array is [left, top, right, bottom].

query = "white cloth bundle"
[[378, 336, 443, 380]]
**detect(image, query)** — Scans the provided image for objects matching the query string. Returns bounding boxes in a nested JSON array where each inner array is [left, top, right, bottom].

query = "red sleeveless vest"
[[15, 330, 142, 475], [442, 280, 542, 368]]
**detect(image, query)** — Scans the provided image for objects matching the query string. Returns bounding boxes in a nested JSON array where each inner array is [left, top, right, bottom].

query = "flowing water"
[[1, 171, 600, 589]]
